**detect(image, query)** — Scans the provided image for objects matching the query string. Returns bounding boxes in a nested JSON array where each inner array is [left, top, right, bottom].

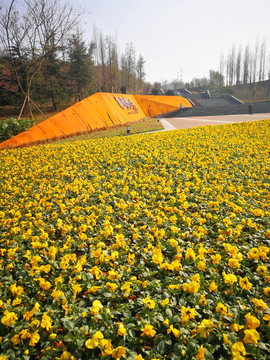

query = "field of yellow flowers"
[[0, 119, 269, 360]]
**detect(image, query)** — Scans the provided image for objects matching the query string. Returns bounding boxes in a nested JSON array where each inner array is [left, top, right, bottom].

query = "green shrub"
[[0, 117, 34, 142]]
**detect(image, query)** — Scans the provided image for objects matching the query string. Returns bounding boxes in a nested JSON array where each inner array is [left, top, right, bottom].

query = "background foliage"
[[0, 118, 34, 141]]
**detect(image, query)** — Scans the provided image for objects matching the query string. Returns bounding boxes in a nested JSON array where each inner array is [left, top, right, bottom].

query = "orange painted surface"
[[0, 93, 191, 149], [134, 95, 192, 117]]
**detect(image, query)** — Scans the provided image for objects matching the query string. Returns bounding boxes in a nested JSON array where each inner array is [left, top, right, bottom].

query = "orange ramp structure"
[[0, 92, 191, 149], [134, 95, 191, 117]]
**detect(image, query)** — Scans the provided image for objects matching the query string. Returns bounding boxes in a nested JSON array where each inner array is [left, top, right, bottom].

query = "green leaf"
[[104, 292, 112, 298], [156, 314, 164, 322], [76, 338, 86, 347], [165, 308, 173, 319], [173, 343, 182, 355], [128, 329, 135, 338], [180, 327, 189, 336], [258, 342, 269, 351], [40, 356, 50, 360], [63, 319, 74, 331], [204, 349, 215, 360], [186, 339, 198, 352], [157, 340, 165, 354], [172, 315, 180, 323], [64, 332, 73, 342], [223, 315, 233, 323], [165, 338, 172, 345]]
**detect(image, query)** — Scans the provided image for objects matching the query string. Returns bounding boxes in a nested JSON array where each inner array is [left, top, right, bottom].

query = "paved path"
[[160, 113, 270, 130], [158, 118, 177, 130]]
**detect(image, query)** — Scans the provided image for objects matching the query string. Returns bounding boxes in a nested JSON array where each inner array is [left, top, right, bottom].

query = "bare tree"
[[227, 45, 236, 86], [105, 35, 119, 92], [136, 54, 145, 93], [258, 38, 266, 82], [121, 42, 136, 92], [0, 0, 83, 118], [91, 25, 99, 67], [91, 25, 101, 92], [261, 53, 270, 97], [235, 46, 242, 85], [242, 45, 250, 85], [249, 39, 259, 95], [252, 39, 259, 83], [99, 33, 106, 91], [225, 57, 230, 86], [248, 50, 254, 85], [219, 52, 225, 90]]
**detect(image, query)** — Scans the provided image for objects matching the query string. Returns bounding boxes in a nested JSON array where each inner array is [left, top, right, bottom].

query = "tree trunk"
[[51, 90, 58, 110], [25, 75, 33, 119]]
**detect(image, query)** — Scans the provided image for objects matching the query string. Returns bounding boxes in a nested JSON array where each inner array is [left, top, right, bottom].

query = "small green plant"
[[0, 117, 34, 142]]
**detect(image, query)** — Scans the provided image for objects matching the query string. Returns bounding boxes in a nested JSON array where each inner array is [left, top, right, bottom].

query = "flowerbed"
[[0, 119, 269, 360]]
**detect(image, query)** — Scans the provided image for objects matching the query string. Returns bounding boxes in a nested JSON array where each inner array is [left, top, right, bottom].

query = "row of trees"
[[184, 39, 270, 95], [1, 0, 269, 116], [220, 39, 269, 87], [0, 0, 148, 115], [91, 30, 149, 96], [155, 38, 269, 96]]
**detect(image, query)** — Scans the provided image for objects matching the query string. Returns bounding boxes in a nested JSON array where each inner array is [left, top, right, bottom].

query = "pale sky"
[[72, 0, 270, 84], [3, 0, 270, 84]]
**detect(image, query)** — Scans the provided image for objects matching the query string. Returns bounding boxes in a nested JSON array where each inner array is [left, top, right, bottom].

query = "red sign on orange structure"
[[114, 96, 138, 114]]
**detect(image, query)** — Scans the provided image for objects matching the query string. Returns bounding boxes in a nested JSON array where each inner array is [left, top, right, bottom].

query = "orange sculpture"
[[0, 93, 191, 149]]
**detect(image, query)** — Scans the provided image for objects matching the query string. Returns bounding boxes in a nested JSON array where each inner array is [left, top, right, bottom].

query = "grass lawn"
[[59, 117, 164, 143]]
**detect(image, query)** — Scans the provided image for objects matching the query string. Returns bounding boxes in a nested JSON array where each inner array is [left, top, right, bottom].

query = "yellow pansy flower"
[[185, 248, 196, 261], [117, 323, 127, 336], [141, 324, 156, 337], [91, 300, 103, 315], [231, 342, 247, 357], [196, 345, 205, 360], [252, 298, 268, 311], [197, 319, 216, 338], [100, 338, 113, 356], [215, 302, 228, 315], [181, 306, 197, 324], [135, 355, 145, 360], [182, 280, 200, 294], [239, 277, 252, 290], [243, 329, 260, 344], [112, 346, 126, 359], [245, 313, 260, 329], [142, 295, 155, 309], [106, 282, 117, 292], [1, 310, 18, 327], [29, 330, 40, 347], [41, 313, 52, 331], [209, 281, 218, 292], [230, 323, 244, 332], [85, 331, 104, 349], [222, 272, 237, 285], [152, 248, 163, 265], [167, 324, 180, 338], [161, 298, 169, 307]]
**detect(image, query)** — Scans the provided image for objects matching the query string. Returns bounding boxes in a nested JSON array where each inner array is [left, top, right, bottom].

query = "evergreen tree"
[[68, 32, 93, 101], [41, 34, 67, 110]]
